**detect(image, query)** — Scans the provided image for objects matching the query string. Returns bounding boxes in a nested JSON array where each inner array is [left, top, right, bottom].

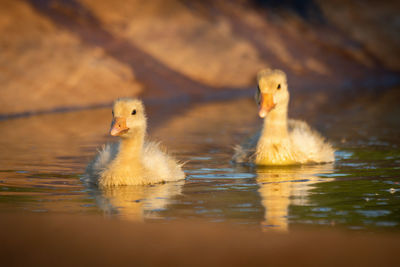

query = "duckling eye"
[[277, 84, 281, 90], [131, 109, 137, 115], [257, 86, 261, 103]]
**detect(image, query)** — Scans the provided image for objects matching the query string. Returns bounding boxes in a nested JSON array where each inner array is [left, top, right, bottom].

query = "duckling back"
[[94, 141, 184, 186], [142, 141, 185, 183], [288, 120, 335, 164], [232, 120, 335, 166]]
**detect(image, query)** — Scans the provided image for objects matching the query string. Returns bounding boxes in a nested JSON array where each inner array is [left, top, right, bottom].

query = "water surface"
[[0, 96, 399, 232]]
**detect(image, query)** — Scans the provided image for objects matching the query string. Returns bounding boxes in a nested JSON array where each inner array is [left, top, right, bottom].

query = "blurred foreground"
[[2, 214, 400, 267]]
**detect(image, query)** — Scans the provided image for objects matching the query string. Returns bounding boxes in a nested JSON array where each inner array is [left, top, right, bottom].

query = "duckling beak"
[[258, 93, 276, 118], [110, 117, 129, 136]]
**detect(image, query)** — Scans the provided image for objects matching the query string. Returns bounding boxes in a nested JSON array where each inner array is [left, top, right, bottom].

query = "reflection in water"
[[0, 96, 399, 231], [87, 180, 184, 221], [256, 164, 334, 231]]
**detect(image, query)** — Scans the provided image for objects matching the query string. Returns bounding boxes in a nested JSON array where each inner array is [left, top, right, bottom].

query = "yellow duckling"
[[233, 69, 334, 165], [86, 98, 185, 186]]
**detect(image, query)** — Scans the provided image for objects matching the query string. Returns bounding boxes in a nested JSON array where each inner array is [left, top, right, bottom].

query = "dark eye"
[[256, 86, 261, 104], [277, 84, 281, 90], [131, 109, 137, 115]]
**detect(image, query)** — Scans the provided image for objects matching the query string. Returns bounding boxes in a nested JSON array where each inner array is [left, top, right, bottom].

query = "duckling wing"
[[142, 141, 185, 182], [232, 130, 261, 164], [288, 119, 335, 163], [86, 142, 119, 177]]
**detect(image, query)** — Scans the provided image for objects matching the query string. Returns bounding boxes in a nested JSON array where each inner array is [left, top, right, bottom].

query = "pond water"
[[0, 95, 399, 232]]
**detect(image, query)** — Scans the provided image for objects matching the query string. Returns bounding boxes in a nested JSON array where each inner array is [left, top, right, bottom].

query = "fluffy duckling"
[[86, 98, 185, 186], [233, 69, 334, 165]]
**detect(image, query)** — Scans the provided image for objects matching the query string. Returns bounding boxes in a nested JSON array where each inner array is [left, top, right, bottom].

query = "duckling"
[[86, 98, 185, 186], [233, 69, 334, 165]]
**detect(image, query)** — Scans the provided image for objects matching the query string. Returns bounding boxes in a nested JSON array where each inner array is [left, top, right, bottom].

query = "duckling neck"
[[99, 129, 146, 186], [260, 104, 289, 143], [117, 129, 145, 162]]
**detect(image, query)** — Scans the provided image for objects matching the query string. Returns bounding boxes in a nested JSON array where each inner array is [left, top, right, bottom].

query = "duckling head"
[[110, 98, 147, 138], [256, 69, 289, 118]]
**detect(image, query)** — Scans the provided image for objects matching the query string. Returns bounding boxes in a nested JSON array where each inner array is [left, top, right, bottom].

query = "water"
[[0, 97, 399, 232]]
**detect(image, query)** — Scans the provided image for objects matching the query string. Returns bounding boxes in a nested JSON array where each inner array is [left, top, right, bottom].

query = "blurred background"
[[1, 0, 399, 116]]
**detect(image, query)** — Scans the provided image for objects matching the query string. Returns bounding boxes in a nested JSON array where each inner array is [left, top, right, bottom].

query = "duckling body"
[[233, 69, 334, 165], [86, 98, 185, 186]]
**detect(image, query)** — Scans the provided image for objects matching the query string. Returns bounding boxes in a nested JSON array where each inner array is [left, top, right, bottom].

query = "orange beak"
[[258, 93, 276, 118], [110, 117, 129, 136]]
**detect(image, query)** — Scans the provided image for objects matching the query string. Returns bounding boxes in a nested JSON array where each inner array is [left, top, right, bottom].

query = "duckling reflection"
[[88, 180, 184, 221], [256, 163, 334, 231]]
